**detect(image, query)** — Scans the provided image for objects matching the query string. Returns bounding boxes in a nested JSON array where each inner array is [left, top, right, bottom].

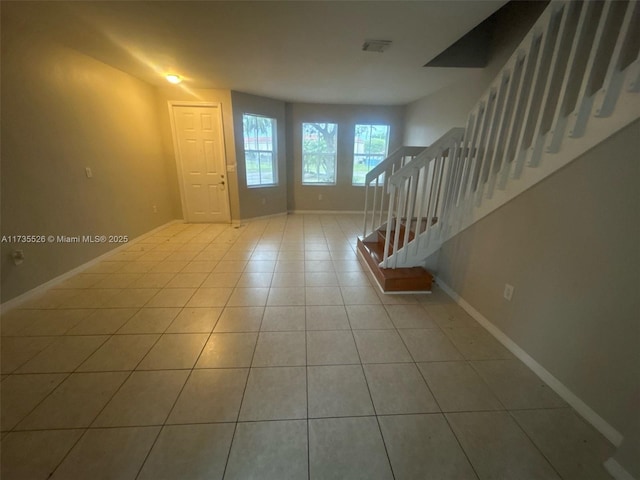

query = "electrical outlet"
[[152, 205, 158, 213], [318, 194, 323, 201], [85, 167, 93, 178], [261, 198, 266, 205], [503, 283, 514, 301]]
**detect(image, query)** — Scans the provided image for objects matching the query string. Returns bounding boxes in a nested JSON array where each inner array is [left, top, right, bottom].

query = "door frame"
[[168, 101, 231, 223]]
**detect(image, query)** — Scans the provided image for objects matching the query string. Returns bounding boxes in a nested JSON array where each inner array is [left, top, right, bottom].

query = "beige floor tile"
[[346, 305, 394, 329], [244, 260, 276, 273], [117, 308, 181, 334], [165, 272, 208, 288], [261, 306, 306, 331], [129, 272, 175, 289], [274, 261, 305, 273], [77, 335, 159, 371], [270, 272, 305, 287], [472, 359, 566, 409], [446, 411, 561, 479], [341, 286, 381, 305], [309, 417, 393, 480], [443, 326, 514, 360], [512, 408, 615, 480], [17, 309, 92, 336], [305, 261, 335, 273], [93, 273, 142, 289], [16, 372, 128, 429], [336, 271, 372, 287], [252, 332, 306, 367], [305, 271, 339, 287], [239, 367, 306, 421], [195, 333, 257, 368], [385, 304, 438, 329], [379, 414, 477, 479], [308, 365, 374, 418], [424, 303, 479, 329], [66, 308, 138, 335], [307, 330, 360, 365], [352, 330, 413, 363], [118, 261, 158, 274], [165, 307, 221, 333], [93, 370, 189, 427], [1, 336, 56, 373], [17, 336, 109, 373], [180, 261, 218, 273], [250, 251, 279, 261], [138, 423, 235, 480], [418, 361, 502, 412], [0, 429, 84, 480], [213, 260, 247, 273], [1, 373, 68, 431], [186, 287, 233, 307], [306, 305, 350, 330], [151, 261, 189, 273], [225, 420, 308, 480], [105, 288, 161, 308], [168, 368, 248, 423], [0, 310, 37, 336], [137, 334, 208, 370], [214, 307, 264, 332], [399, 328, 463, 362], [267, 287, 306, 306], [227, 287, 269, 307], [50, 426, 160, 480], [201, 272, 241, 288], [364, 363, 439, 414], [306, 286, 344, 305], [236, 272, 273, 288], [146, 288, 196, 308]]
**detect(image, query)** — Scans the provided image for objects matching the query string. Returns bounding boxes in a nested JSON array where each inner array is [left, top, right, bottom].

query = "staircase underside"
[[357, 237, 433, 293]]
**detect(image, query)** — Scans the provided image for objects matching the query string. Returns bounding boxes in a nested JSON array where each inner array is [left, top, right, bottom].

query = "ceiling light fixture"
[[166, 74, 182, 84]]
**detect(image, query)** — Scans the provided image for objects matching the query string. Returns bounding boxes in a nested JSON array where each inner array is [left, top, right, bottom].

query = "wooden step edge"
[[357, 237, 433, 293]]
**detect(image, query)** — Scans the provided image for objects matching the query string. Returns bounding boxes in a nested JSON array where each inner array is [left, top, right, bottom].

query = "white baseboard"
[[288, 210, 364, 215], [436, 277, 624, 447], [232, 212, 288, 224], [1, 219, 183, 314], [604, 458, 637, 480]]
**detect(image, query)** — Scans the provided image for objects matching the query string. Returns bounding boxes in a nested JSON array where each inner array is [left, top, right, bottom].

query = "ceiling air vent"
[[362, 40, 392, 53]]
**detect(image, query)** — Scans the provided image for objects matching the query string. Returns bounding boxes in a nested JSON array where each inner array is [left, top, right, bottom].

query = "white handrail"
[[365, 0, 640, 270]]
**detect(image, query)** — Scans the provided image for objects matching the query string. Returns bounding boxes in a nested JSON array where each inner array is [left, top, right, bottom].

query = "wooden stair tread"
[[357, 237, 433, 292]]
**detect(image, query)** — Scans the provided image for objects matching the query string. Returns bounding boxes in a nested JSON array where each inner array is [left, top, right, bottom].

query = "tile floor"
[[0, 214, 615, 479]]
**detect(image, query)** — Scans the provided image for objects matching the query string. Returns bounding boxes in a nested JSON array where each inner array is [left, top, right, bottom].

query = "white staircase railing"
[[367, 0, 640, 269], [362, 146, 426, 239]]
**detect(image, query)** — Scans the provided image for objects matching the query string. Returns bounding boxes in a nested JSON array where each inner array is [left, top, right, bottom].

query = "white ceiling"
[[4, 1, 507, 105]]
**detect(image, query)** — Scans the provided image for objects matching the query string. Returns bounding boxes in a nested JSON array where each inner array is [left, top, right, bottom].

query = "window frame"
[[242, 113, 278, 188], [352, 124, 391, 186], [301, 122, 339, 186]]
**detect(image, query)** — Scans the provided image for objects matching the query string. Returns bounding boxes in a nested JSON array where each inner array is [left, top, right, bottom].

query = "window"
[[302, 123, 338, 185], [243, 114, 277, 187], [352, 124, 390, 185]]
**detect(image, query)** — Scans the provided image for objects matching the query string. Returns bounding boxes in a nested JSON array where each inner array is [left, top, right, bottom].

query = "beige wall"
[[438, 121, 640, 460], [1, 12, 176, 302], [231, 91, 288, 220], [155, 87, 240, 222], [287, 103, 405, 212], [404, 1, 547, 145]]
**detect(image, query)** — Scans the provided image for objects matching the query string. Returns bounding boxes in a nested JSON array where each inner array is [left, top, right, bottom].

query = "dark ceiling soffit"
[[424, 11, 495, 68]]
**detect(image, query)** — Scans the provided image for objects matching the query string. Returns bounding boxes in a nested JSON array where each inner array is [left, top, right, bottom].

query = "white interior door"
[[171, 104, 230, 223]]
